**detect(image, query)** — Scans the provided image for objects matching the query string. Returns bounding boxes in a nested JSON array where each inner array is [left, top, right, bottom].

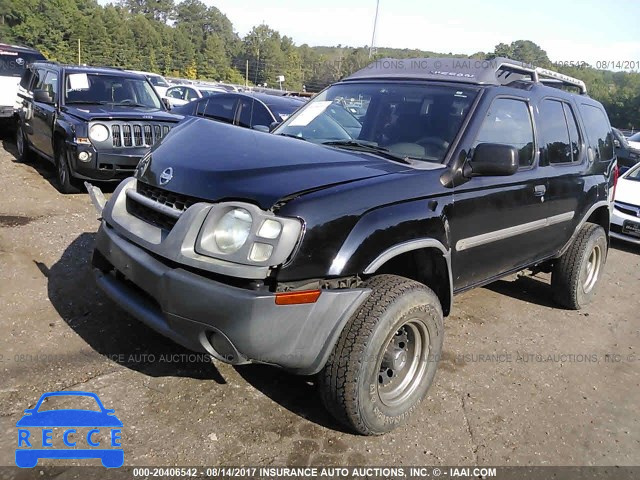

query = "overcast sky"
[[104, 0, 640, 67]]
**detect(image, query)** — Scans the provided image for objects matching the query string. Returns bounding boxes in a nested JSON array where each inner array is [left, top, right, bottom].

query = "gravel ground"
[[0, 129, 639, 469]]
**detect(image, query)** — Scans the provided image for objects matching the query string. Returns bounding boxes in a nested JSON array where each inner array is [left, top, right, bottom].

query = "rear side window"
[[196, 99, 208, 116], [237, 98, 273, 128], [0, 50, 44, 78], [203, 96, 237, 124], [538, 99, 578, 164], [580, 104, 614, 161], [474, 98, 535, 167]]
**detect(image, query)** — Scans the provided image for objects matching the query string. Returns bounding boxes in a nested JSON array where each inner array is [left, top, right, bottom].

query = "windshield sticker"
[[68, 73, 90, 91], [289, 101, 332, 126]]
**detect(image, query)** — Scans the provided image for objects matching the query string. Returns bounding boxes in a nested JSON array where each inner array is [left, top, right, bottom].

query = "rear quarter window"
[[580, 104, 614, 162], [0, 51, 45, 78]]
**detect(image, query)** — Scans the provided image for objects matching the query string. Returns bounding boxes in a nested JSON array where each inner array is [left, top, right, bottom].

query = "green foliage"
[[2, 1, 638, 127]]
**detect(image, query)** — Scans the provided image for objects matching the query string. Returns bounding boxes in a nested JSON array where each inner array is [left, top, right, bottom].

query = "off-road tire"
[[552, 222, 607, 310], [318, 274, 444, 435]]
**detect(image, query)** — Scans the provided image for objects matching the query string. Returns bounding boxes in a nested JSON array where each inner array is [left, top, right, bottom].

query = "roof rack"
[[495, 59, 587, 94], [345, 57, 588, 94]]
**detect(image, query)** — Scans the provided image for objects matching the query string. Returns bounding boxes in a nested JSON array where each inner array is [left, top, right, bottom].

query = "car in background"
[[171, 92, 305, 130], [16, 62, 182, 192], [127, 70, 170, 97], [627, 131, 640, 150], [0, 43, 46, 122], [611, 162, 640, 245], [163, 84, 227, 108], [612, 128, 640, 173]]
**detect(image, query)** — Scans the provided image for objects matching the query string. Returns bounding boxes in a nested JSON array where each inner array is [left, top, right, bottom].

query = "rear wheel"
[[55, 142, 80, 194], [552, 223, 607, 310], [318, 274, 444, 435]]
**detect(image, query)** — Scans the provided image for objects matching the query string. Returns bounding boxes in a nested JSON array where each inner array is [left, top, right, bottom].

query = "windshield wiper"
[[65, 100, 110, 105], [276, 133, 307, 141], [322, 140, 412, 164], [112, 103, 153, 108]]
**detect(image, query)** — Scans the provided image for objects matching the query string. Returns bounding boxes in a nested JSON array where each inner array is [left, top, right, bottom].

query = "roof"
[[32, 62, 145, 78], [0, 43, 42, 54], [344, 57, 587, 94], [249, 92, 306, 108]]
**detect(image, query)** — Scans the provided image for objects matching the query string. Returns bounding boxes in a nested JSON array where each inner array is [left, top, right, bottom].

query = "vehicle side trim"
[[456, 211, 575, 252]]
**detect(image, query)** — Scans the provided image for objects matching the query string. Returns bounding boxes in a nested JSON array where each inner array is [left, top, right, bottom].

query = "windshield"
[[148, 75, 169, 87], [629, 132, 640, 142], [625, 162, 640, 181], [64, 72, 162, 109], [0, 50, 44, 78], [268, 102, 302, 122], [276, 83, 478, 162], [200, 89, 224, 97]]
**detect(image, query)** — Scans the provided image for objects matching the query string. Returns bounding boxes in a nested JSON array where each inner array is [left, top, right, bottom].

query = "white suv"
[[0, 43, 45, 120]]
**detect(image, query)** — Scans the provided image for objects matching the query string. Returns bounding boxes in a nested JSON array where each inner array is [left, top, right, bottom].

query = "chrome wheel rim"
[[377, 319, 430, 408], [16, 130, 23, 156], [583, 245, 602, 294], [57, 152, 67, 186]]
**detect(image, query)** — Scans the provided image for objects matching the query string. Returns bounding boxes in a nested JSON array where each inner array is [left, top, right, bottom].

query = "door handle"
[[534, 185, 546, 197]]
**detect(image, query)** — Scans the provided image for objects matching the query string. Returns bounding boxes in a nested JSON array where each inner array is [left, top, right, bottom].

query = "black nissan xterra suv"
[[15, 62, 182, 193], [89, 58, 617, 435]]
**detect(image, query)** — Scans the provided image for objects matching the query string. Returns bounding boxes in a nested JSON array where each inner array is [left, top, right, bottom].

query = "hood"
[[61, 104, 180, 122], [139, 117, 411, 209], [616, 176, 640, 206], [0, 76, 20, 108]]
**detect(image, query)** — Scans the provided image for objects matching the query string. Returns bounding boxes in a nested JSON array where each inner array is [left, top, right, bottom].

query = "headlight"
[[89, 124, 109, 142], [213, 208, 253, 253], [195, 202, 303, 267]]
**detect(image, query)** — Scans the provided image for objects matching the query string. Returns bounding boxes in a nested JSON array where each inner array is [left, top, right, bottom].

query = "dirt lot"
[[0, 129, 639, 469]]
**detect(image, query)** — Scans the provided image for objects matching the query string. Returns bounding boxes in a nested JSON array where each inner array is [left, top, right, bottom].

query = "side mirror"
[[23, 408, 35, 415], [252, 125, 270, 133], [162, 97, 172, 110], [613, 139, 621, 148], [467, 143, 519, 177], [269, 121, 281, 132], [33, 89, 53, 104]]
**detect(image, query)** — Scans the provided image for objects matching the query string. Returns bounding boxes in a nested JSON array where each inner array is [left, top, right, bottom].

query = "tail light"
[[612, 163, 620, 200]]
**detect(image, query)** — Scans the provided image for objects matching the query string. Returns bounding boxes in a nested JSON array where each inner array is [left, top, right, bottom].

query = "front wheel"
[[552, 222, 608, 310], [16, 124, 34, 163], [318, 274, 444, 435], [55, 143, 79, 194]]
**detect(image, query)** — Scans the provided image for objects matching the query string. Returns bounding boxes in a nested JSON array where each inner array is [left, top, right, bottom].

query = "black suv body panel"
[[91, 58, 616, 373]]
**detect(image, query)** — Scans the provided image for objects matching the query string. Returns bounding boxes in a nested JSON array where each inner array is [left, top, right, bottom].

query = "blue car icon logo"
[[16, 391, 123, 468]]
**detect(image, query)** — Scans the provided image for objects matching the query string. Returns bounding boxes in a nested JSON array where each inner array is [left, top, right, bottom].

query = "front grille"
[[137, 182, 202, 212], [126, 196, 178, 231], [126, 182, 204, 231], [110, 123, 172, 148], [614, 201, 640, 218]]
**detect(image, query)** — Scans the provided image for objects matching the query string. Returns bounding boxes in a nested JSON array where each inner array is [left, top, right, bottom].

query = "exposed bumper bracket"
[[85, 182, 107, 215]]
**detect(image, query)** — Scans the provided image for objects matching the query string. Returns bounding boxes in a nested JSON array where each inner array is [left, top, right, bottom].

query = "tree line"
[[1, 0, 638, 128]]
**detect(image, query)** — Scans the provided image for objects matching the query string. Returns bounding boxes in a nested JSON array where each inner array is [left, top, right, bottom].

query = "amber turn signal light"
[[275, 290, 321, 305]]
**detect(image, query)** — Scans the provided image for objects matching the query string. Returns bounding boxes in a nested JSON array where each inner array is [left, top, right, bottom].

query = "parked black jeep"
[[89, 58, 617, 435], [15, 62, 182, 193]]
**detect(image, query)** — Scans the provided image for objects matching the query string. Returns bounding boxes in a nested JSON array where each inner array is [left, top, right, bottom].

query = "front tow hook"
[[84, 181, 106, 215]]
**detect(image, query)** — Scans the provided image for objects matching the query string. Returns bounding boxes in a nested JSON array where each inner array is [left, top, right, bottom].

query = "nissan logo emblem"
[[159, 167, 173, 185]]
